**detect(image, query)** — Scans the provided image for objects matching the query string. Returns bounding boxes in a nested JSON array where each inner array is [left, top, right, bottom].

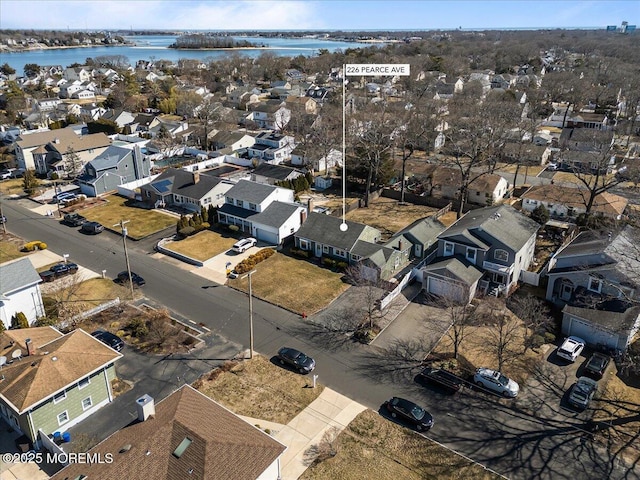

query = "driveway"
[[196, 244, 261, 284]]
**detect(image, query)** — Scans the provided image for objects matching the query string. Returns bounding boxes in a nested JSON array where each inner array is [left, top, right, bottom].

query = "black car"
[[116, 271, 145, 287], [81, 221, 104, 234], [276, 347, 315, 373], [50, 262, 79, 275], [583, 352, 611, 379], [384, 397, 434, 431], [91, 330, 124, 352], [62, 213, 86, 227]]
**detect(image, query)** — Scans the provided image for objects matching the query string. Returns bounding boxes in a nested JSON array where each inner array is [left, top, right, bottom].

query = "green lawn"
[[228, 253, 349, 314], [80, 195, 176, 239], [163, 230, 237, 261]]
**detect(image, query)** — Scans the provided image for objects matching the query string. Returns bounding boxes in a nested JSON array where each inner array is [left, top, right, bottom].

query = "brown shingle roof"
[[0, 328, 121, 413], [50, 385, 287, 480], [522, 184, 628, 217]]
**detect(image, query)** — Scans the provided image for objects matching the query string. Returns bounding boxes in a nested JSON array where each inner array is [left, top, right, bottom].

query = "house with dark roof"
[[78, 144, 151, 197], [209, 130, 255, 152], [545, 227, 640, 350], [0, 257, 45, 329], [0, 327, 122, 449], [417, 166, 509, 206], [393, 216, 447, 261], [141, 168, 234, 211], [99, 109, 136, 129], [50, 385, 287, 480], [251, 163, 306, 186], [422, 205, 540, 301], [248, 102, 291, 131], [217, 180, 306, 245], [247, 131, 295, 165]]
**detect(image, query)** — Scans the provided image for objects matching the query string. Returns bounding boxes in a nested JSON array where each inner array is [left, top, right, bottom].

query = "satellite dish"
[[0, 356, 6, 369], [11, 349, 22, 360]]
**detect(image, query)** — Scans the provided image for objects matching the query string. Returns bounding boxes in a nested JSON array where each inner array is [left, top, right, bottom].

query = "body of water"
[[0, 35, 370, 74]]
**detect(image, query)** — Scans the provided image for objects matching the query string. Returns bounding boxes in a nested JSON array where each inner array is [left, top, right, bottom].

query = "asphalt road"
[[2, 196, 638, 480]]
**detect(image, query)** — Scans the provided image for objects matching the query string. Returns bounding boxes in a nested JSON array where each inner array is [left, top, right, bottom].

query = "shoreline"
[[0, 43, 132, 54]]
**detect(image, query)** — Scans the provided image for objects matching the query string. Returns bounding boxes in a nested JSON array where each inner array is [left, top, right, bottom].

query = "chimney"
[[54, 138, 60, 144], [136, 394, 155, 421], [25, 338, 36, 356], [398, 239, 404, 251], [307, 198, 314, 214], [192, 170, 200, 184]]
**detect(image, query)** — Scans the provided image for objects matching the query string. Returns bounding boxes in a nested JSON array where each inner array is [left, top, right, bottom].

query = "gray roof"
[[563, 304, 640, 332], [439, 205, 540, 252], [364, 246, 398, 269], [296, 213, 378, 252], [88, 145, 132, 171], [422, 257, 483, 286], [225, 180, 279, 205], [0, 258, 41, 296], [394, 216, 446, 247], [249, 201, 301, 228], [146, 168, 224, 199], [253, 163, 304, 181], [352, 240, 385, 258], [218, 203, 254, 220]]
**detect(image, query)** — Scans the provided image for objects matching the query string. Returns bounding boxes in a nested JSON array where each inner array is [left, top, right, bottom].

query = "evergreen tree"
[[208, 204, 216, 225], [531, 204, 550, 225], [201, 206, 208, 224], [11, 312, 29, 329]]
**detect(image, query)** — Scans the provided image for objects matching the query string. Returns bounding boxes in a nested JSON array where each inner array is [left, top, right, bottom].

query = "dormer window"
[[443, 242, 454, 256], [588, 275, 603, 293], [466, 247, 476, 263], [494, 249, 508, 262]]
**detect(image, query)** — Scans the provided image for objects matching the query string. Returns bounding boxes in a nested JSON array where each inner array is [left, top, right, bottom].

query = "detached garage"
[[422, 258, 482, 305], [562, 305, 640, 351]]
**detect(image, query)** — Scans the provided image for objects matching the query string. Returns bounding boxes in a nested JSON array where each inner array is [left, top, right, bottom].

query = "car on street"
[[115, 271, 146, 287], [557, 336, 586, 362], [81, 221, 104, 234], [474, 368, 520, 398], [417, 367, 464, 393], [0, 214, 6, 224], [62, 212, 87, 227], [567, 376, 598, 410], [384, 397, 434, 431], [91, 330, 125, 352], [583, 352, 611, 379], [232, 237, 257, 253], [276, 347, 315, 373]]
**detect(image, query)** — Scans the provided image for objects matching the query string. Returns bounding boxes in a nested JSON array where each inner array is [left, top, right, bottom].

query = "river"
[[0, 35, 371, 73]]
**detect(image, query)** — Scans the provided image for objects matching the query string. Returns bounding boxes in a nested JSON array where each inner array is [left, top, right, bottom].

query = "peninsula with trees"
[[169, 33, 263, 50]]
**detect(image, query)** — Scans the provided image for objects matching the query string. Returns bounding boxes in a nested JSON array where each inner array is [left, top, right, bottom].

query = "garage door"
[[255, 229, 278, 245], [426, 276, 465, 303], [565, 317, 619, 349]]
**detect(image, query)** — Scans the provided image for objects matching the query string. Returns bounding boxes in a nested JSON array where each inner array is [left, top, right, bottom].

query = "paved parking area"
[[193, 244, 261, 284]]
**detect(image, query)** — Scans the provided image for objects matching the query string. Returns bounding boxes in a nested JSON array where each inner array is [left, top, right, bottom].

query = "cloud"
[[0, 0, 323, 30]]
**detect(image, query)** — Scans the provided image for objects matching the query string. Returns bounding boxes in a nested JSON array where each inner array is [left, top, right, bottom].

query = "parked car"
[[0, 214, 6, 224], [9, 169, 23, 179], [417, 367, 464, 393], [0, 169, 14, 180], [583, 352, 611, 380], [546, 162, 559, 171], [116, 271, 146, 287], [276, 347, 315, 373], [474, 368, 520, 398], [232, 237, 257, 253], [384, 397, 434, 431], [91, 330, 124, 352], [557, 336, 586, 362], [39, 262, 79, 282], [567, 376, 598, 410], [62, 213, 87, 227], [51, 192, 76, 203], [81, 221, 104, 234]]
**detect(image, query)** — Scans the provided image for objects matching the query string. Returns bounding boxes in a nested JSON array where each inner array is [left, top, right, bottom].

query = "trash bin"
[[53, 432, 62, 442], [62, 432, 71, 443]]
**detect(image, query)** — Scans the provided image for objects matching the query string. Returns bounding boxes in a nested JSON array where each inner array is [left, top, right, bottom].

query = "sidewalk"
[[241, 388, 367, 480]]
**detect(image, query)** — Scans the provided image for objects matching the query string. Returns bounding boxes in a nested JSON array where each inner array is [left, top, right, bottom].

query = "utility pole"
[[241, 270, 257, 359], [114, 219, 134, 300]]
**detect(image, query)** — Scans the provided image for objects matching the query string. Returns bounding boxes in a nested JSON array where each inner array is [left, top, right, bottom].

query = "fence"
[[39, 429, 68, 465], [379, 270, 415, 310], [60, 298, 121, 330]]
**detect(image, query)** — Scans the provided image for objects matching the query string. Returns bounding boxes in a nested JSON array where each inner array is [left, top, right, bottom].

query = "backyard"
[[162, 229, 238, 261], [345, 197, 437, 239], [227, 252, 349, 315], [79, 195, 176, 239]]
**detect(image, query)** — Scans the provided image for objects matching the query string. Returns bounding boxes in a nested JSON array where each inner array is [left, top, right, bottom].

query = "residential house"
[[306, 85, 332, 103], [58, 80, 84, 99], [72, 89, 96, 100], [34, 98, 62, 112], [433, 82, 455, 101], [251, 163, 306, 186], [419, 166, 509, 206], [32, 132, 111, 177], [285, 96, 318, 115], [80, 103, 107, 121], [249, 102, 291, 131], [141, 168, 234, 211], [0, 258, 45, 329], [248, 131, 295, 165], [500, 142, 551, 166], [63, 66, 92, 82], [294, 213, 382, 263], [209, 130, 256, 152], [521, 184, 628, 221], [218, 180, 306, 244], [423, 205, 541, 300], [50, 385, 287, 480], [545, 228, 640, 350], [100, 109, 136, 130], [78, 145, 151, 197], [559, 128, 614, 152], [291, 148, 342, 173], [286, 69, 306, 81], [491, 74, 515, 90], [393, 216, 447, 262], [0, 327, 121, 449]]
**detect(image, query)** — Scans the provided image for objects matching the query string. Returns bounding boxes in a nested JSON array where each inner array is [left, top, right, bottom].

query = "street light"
[[114, 219, 135, 300], [240, 270, 257, 359]]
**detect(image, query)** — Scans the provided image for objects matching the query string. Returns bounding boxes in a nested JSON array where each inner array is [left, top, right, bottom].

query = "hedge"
[[22, 241, 48, 252], [235, 248, 276, 274]]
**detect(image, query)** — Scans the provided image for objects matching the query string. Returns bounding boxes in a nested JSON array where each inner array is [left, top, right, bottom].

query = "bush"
[[129, 317, 149, 337], [178, 226, 196, 237], [543, 332, 556, 344], [22, 241, 48, 252], [11, 312, 29, 329], [234, 248, 275, 274], [290, 247, 309, 258], [321, 257, 337, 268], [528, 334, 545, 350], [227, 225, 239, 232], [336, 261, 349, 271]]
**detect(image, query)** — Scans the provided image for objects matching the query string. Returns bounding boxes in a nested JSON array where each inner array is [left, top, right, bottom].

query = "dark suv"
[[583, 352, 611, 379], [62, 213, 86, 227], [116, 271, 146, 287], [81, 221, 104, 234], [91, 330, 124, 352]]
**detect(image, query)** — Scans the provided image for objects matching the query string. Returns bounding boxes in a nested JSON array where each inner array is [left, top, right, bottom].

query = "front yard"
[[345, 197, 437, 239], [163, 229, 237, 261], [79, 195, 176, 239], [0, 233, 30, 264], [227, 252, 349, 314]]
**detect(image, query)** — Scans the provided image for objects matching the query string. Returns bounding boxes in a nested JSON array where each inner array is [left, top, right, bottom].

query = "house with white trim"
[[0, 258, 45, 329]]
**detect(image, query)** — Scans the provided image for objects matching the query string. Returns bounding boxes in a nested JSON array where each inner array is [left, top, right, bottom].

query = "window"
[[225, 196, 233, 204], [334, 249, 347, 258], [443, 242, 454, 256], [53, 390, 66, 404], [494, 249, 509, 262], [351, 254, 361, 261], [588, 276, 602, 293], [323, 245, 329, 254], [249, 203, 257, 211], [82, 397, 93, 411], [203, 197, 211, 205], [78, 377, 90, 390], [57, 411, 69, 426], [466, 248, 476, 263], [299, 239, 310, 250]]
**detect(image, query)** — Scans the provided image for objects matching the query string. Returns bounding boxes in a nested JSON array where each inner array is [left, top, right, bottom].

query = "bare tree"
[[479, 298, 522, 371], [507, 294, 555, 352], [344, 263, 386, 331], [438, 295, 474, 360]]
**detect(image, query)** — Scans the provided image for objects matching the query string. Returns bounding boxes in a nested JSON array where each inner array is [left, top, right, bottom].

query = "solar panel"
[[154, 179, 172, 193]]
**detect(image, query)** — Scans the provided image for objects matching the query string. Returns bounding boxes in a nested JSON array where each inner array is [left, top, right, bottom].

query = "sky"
[[1, 0, 638, 31]]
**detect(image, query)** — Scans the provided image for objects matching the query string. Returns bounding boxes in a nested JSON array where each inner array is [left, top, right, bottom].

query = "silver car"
[[568, 377, 598, 410], [474, 368, 519, 398]]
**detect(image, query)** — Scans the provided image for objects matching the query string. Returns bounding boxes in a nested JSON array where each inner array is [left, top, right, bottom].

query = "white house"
[[0, 258, 45, 329]]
